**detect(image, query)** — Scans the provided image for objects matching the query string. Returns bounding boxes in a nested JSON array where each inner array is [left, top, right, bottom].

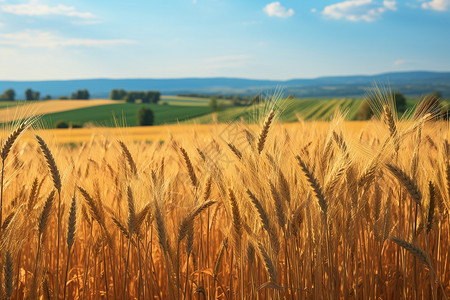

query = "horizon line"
[[0, 70, 449, 82]]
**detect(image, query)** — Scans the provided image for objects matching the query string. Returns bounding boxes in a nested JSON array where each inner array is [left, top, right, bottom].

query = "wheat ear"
[[247, 189, 280, 254], [202, 177, 212, 201], [383, 106, 397, 137], [386, 164, 422, 206], [0, 211, 14, 234], [126, 186, 136, 233], [180, 147, 198, 187], [27, 178, 39, 213], [67, 196, 77, 251], [1, 122, 26, 161], [154, 200, 168, 253], [297, 156, 327, 215], [213, 238, 228, 280], [227, 143, 242, 160], [111, 215, 131, 239], [426, 182, 436, 233], [228, 189, 242, 256], [0, 122, 27, 231], [257, 242, 277, 283], [4, 251, 13, 300], [178, 200, 216, 242], [383, 105, 400, 153], [78, 186, 106, 229], [38, 190, 55, 235], [118, 140, 137, 175], [247, 189, 271, 233], [445, 162, 450, 200], [390, 237, 431, 268], [257, 110, 275, 154], [278, 170, 291, 204], [36, 136, 61, 192], [134, 204, 151, 235], [269, 181, 286, 228]]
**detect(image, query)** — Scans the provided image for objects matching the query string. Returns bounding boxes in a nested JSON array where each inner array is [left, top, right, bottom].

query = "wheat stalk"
[[123, 186, 136, 299], [36, 135, 62, 298], [63, 196, 77, 300], [34, 190, 55, 295]]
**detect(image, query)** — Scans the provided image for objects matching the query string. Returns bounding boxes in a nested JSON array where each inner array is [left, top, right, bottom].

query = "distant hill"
[[1, 71, 449, 99]]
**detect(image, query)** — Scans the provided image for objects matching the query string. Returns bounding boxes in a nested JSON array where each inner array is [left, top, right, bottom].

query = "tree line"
[[110, 89, 160, 103], [179, 93, 263, 106], [0, 88, 90, 100]]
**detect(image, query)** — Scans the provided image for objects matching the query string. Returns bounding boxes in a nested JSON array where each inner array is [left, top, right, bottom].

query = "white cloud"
[[421, 0, 449, 11], [383, 1, 397, 10], [0, 47, 15, 55], [394, 59, 406, 66], [311, 8, 317, 13], [322, 0, 397, 22], [263, 2, 294, 18], [1, 0, 95, 18], [0, 30, 136, 48]]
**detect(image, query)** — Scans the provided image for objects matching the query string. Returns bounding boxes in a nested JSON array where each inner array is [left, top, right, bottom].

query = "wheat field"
[[0, 95, 448, 299]]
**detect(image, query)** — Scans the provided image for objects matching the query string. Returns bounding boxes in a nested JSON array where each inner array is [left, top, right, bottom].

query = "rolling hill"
[[1, 71, 449, 99]]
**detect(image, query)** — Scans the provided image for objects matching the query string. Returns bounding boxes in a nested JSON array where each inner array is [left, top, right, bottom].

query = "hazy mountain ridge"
[[1, 71, 449, 99]]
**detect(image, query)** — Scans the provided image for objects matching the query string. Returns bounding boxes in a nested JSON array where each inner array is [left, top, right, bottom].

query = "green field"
[[39, 103, 211, 127], [161, 96, 210, 106], [0, 100, 31, 109], [187, 98, 365, 123], [186, 96, 449, 124], [2, 95, 445, 128]]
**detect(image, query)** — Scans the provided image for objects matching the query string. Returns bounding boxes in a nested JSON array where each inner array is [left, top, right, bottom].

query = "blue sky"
[[0, 0, 449, 80]]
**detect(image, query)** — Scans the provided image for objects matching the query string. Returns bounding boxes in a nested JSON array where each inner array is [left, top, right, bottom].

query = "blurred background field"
[[0, 93, 447, 130]]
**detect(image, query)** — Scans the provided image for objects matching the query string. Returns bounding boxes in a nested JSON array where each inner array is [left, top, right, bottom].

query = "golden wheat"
[[0, 98, 447, 299]]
